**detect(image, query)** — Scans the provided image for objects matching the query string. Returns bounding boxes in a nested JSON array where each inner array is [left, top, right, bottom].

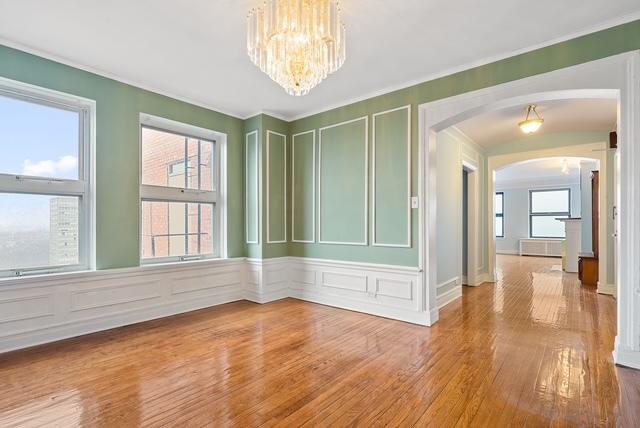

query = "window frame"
[[495, 191, 504, 238], [528, 188, 571, 239], [0, 77, 95, 278], [139, 113, 227, 265]]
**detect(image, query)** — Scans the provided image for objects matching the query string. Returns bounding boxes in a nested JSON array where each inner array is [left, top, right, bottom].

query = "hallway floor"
[[0, 255, 638, 427]]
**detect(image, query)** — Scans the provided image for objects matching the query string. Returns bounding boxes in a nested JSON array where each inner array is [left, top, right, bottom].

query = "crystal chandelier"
[[247, 0, 346, 96]]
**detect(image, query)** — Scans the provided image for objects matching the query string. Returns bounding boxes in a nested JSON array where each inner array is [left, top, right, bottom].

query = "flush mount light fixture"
[[518, 105, 544, 134], [247, 0, 346, 96]]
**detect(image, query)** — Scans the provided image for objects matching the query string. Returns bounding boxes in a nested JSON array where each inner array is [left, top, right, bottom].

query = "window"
[[0, 79, 93, 277], [140, 115, 222, 263], [529, 189, 570, 238], [495, 192, 504, 238]]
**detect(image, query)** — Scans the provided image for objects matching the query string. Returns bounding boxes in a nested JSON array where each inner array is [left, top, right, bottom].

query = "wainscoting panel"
[[288, 257, 429, 324], [0, 259, 245, 353], [0, 257, 434, 353]]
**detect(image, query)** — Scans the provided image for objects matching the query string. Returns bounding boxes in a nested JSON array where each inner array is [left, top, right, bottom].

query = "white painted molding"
[[288, 256, 433, 325], [245, 130, 260, 244], [287, 12, 640, 122], [597, 283, 617, 297], [266, 130, 287, 244], [291, 130, 316, 243], [318, 116, 369, 246], [0, 258, 245, 353], [436, 276, 460, 290], [419, 52, 636, 332], [372, 105, 412, 248], [437, 286, 462, 309]]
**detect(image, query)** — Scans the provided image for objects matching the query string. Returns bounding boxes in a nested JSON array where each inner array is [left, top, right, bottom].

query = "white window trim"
[[0, 76, 95, 279], [139, 113, 227, 265]]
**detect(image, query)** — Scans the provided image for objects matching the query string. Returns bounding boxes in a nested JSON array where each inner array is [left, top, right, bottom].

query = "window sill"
[[0, 257, 244, 288]]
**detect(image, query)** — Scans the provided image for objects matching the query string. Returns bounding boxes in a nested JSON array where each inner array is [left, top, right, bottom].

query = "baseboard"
[[436, 286, 462, 309], [613, 347, 640, 370], [475, 272, 493, 285], [437, 276, 459, 290], [597, 283, 617, 297], [496, 250, 519, 255]]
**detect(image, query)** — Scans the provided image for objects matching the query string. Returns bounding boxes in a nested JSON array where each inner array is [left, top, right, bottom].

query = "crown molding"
[[287, 11, 640, 122], [2, 11, 639, 124], [0, 37, 247, 120]]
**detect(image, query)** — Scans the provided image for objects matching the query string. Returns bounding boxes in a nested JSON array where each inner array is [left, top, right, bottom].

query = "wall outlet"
[[411, 196, 419, 209]]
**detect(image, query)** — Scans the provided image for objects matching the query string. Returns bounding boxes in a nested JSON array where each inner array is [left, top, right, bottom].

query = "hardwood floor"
[[1, 255, 639, 427]]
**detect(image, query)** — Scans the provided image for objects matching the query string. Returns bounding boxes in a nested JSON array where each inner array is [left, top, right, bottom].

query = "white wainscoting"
[[0, 257, 434, 353], [287, 257, 432, 325], [245, 258, 290, 303], [0, 259, 245, 353]]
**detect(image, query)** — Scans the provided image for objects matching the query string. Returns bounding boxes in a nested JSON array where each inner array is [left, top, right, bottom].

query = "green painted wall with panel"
[[286, 20, 639, 267], [0, 44, 245, 269], [243, 114, 290, 259]]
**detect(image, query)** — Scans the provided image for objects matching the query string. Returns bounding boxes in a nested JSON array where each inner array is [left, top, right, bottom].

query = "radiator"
[[519, 239, 564, 257]]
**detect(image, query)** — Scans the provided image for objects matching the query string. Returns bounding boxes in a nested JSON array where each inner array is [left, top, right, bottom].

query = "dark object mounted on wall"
[[610, 131, 617, 149]]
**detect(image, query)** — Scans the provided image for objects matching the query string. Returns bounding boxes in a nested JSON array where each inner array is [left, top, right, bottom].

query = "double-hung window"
[[0, 79, 93, 278], [529, 189, 571, 238], [140, 115, 223, 263], [495, 192, 504, 238]]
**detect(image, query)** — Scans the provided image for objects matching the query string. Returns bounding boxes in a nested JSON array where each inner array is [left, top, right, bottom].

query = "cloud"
[[22, 155, 77, 178]]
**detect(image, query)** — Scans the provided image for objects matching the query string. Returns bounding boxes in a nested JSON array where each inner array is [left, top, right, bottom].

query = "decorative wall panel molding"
[[245, 130, 260, 244], [318, 117, 369, 245], [372, 105, 411, 247], [266, 130, 287, 243]]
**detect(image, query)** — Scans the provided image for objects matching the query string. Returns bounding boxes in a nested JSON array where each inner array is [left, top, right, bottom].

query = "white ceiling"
[[0, 1, 638, 120], [496, 157, 590, 188], [455, 98, 618, 148]]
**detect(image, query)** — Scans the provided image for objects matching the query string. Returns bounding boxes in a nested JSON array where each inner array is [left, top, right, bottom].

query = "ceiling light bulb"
[[518, 105, 544, 134]]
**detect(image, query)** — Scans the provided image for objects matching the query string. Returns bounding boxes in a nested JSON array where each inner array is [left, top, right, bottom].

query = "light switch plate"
[[411, 196, 419, 209]]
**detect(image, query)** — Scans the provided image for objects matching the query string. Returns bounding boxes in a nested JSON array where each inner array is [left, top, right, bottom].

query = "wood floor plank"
[[0, 255, 638, 427]]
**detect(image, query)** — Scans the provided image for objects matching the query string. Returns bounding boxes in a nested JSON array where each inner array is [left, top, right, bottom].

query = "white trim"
[[318, 116, 369, 246], [291, 130, 316, 243], [266, 130, 287, 244], [436, 286, 462, 309], [436, 276, 460, 290], [0, 76, 96, 278], [418, 52, 638, 335], [3, 12, 640, 122], [371, 105, 412, 248], [287, 12, 640, 121], [0, 258, 245, 353], [613, 51, 640, 370], [245, 130, 260, 244]]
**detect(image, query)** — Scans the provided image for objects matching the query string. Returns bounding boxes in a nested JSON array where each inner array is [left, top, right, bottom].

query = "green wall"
[[287, 20, 639, 267], [0, 44, 245, 269]]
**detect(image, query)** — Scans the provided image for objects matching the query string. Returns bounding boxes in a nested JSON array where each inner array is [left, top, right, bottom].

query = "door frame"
[[417, 51, 640, 369]]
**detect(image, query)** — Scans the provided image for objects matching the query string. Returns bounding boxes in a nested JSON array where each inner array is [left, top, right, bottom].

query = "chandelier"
[[247, 0, 346, 96]]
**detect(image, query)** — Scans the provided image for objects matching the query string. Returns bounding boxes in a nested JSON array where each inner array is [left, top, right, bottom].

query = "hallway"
[[0, 256, 638, 426]]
